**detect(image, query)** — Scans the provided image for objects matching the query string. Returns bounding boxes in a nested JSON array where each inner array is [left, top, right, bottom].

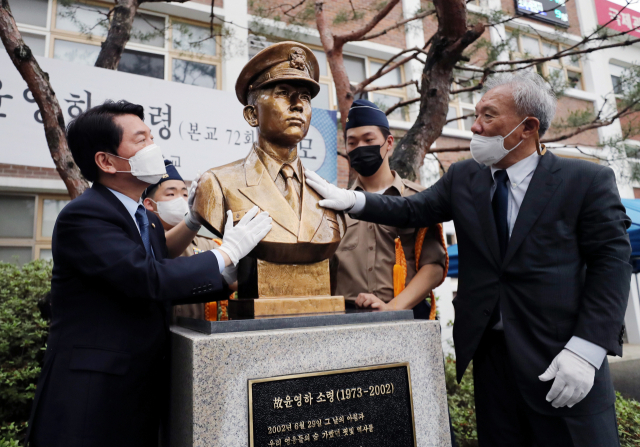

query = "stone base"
[[229, 295, 345, 317], [170, 320, 451, 447]]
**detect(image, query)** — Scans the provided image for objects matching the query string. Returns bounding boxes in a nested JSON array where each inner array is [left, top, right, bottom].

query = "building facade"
[[1, 0, 639, 268]]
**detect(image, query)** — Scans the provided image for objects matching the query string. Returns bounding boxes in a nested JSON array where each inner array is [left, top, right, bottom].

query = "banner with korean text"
[[595, 0, 640, 38], [0, 52, 338, 183]]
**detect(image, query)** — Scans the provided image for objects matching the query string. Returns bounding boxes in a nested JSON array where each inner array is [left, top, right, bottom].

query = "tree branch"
[[333, 0, 401, 45], [358, 8, 436, 41], [384, 96, 420, 117], [355, 46, 429, 93], [363, 79, 418, 93], [0, 0, 88, 197]]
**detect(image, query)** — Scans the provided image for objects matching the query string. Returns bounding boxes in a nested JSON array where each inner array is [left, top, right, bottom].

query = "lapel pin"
[[151, 223, 155, 228]]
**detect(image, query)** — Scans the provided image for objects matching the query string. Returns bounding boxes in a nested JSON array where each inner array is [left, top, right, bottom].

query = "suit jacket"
[[358, 152, 631, 416], [27, 183, 228, 447]]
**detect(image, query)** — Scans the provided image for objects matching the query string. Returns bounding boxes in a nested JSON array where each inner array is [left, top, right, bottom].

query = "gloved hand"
[[538, 349, 595, 408], [184, 171, 202, 231], [217, 206, 272, 266], [305, 169, 356, 211]]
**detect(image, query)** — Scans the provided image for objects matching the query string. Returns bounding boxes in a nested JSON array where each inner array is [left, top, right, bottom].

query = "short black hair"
[[66, 100, 145, 182], [142, 184, 160, 201], [344, 125, 391, 142]]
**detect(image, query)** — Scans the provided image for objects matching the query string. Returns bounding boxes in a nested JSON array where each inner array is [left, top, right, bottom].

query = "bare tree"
[[251, 0, 640, 182], [0, 0, 220, 197], [0, 0, 88, 197]]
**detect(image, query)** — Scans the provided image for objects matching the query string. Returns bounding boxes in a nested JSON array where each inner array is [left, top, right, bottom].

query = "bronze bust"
[[195, 42, 346, 302]]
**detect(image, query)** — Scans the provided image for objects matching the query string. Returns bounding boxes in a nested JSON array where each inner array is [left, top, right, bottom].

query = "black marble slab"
[[175, 309, 414, 335]]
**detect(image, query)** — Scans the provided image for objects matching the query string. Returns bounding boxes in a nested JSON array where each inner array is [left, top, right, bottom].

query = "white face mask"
[[470, 117, 529, 167], [151, 197, 189, 227], [113, 143, 167, 184]]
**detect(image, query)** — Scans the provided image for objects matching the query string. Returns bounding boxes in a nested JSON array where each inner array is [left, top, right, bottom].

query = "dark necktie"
[[135, 204, 152, 255], [281, 164, 301, 217], [489, 170, 509, 330], [492, 170, 510, 260]]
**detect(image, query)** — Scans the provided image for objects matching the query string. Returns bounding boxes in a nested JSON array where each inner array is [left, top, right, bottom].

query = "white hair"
[[484, 71, 557, 137]]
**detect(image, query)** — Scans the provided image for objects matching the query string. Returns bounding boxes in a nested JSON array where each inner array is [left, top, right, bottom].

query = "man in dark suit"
[[27, 100, 272, 447], [306, 72, 631, 446]]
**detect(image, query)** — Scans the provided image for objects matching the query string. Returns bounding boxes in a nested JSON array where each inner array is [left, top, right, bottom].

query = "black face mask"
[[348, 143, 387, 177]]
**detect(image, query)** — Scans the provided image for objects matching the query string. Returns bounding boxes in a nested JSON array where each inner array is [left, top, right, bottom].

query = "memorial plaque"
[[248, 363, 416, 447]]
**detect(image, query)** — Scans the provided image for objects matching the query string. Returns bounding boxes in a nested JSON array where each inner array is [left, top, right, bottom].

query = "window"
[[12, 0, 49, 28], [172, 59, 216, 89], [118, 49, 165, 79], [53, 39, 100, 66], [506, 30, 583, 90], [22, 33, 47, 57], [20, 1, 221, 88], [0, 194, 69, 265], [609, 63, 627, 95], [170, 21, 220, 89]]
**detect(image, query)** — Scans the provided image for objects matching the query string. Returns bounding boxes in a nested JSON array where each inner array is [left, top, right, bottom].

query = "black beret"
[[143, 160, 184, 199], [344, 99, 389, 132]]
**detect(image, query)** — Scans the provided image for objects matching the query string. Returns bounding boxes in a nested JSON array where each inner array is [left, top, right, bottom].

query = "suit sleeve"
[[55, 207, 227, 305], [574, 167, 632, 356], [356, 163, 455, 228]]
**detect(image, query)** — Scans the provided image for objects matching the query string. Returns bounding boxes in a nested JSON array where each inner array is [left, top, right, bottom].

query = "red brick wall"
[[433, 136, 471, 170], [0, 164, 61, 180], [248, 0, 407, 49], [620, 110, 640, 142], [545, 96, 600, 146], [337, 155, 350, 187]]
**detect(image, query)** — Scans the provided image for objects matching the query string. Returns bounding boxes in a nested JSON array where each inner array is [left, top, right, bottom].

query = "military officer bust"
[[194, 42, 346, 297]]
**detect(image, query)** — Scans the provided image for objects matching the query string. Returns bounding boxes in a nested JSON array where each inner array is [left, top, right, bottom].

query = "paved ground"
[[609, 344, 640, 401]]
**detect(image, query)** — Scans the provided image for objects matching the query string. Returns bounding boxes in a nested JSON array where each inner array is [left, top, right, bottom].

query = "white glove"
[[184, 171, 202, 231], [538, 349, 595, 408], [305, 169, 356, 211], [217, 206, 272, 266], [222, 263, 238, 285]]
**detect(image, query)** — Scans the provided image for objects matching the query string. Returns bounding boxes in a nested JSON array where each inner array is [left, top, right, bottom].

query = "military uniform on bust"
[[195, 42, 346, 299]]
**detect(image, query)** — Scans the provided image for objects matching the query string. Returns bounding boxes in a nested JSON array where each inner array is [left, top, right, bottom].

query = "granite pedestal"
[[170, 317, 451, 447]]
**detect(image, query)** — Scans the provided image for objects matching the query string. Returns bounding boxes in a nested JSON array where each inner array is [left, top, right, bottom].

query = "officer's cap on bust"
[[345, 99, 389, 132], [236, 41, 320, 105]]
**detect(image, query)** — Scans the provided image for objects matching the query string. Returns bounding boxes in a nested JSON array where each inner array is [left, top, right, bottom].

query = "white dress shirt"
[[106, 187, 225, 274], [490, 152, 607, 369]]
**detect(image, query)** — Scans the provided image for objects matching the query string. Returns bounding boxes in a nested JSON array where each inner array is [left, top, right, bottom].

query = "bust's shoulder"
[[201, 159, 247, 187]]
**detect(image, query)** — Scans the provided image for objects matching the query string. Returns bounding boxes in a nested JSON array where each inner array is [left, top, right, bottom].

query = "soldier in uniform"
[[143, 159, 228, 320], [326, 99, 447, 319]]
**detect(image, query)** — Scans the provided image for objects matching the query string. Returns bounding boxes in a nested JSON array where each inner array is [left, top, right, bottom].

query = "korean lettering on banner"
[[298, 138, 317, 161], [21, 88, 92, 123], [177, 120, 256, 146], [149, 104, 172, 140], [0, 81, 13, 118], [596, 0, 640, 38]]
